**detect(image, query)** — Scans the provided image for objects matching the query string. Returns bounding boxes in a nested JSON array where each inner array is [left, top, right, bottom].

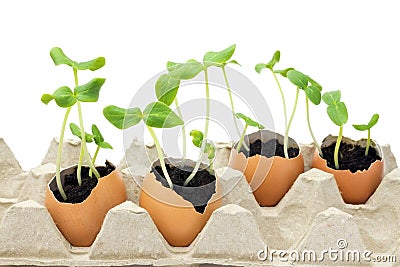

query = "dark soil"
[[50, 161, 115, 203], [243, 139, 299, 158], [321, 142, 381, 173], [152, 163, 216, 214]]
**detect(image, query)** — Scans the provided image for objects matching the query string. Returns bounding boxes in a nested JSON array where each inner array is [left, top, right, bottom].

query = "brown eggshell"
[[229, 130, 304, 206], [45, 167, 127, 247], [311, 135, 384, 204], [139, 158, 221, 247]]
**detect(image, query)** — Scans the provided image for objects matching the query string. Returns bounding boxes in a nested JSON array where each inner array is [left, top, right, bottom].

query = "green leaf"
[[98, 141, 113, 149], [168, 60, 204, 80], [265, 50, 280, 70], [305, 85, 322, 105], [255, 63, 267, 74], [41, 94, 54, 105], [274, 68, 295, 77], [227, 59, 241, 66], [74, 78, 105, 102], [205, 143, 215, 160], [203, 44, 236, 67], [287, 70, 308, 89], [91, 124, 104, 144], [190, 130, 204, 148], [50, 47, 74, 67], [327, 102, 348, 126], [352, 124, 369, 131], [322, 90, 341, 105], [368, 113, 379, 128], [69, 123, 93, 142], [143, 101, 184, 128], [155, 74, 180, 106], [235, 113, 265, 129], [75, 57, 105, 71], [51, 86, 77, 107], [103, 105, 143, 129]]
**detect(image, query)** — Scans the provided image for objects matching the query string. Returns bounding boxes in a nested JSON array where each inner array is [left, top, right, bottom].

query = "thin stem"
[[184, 67, 211, 186], [55, 107, 72, 200], [222, 66, 241, 137], [77, 143, 84, 185], [174, 97, 186, 159], [77, 102, 100, 179], [147, 126, 173, 189], [305, 96, 322, 156], [236, 124, 248, 153], [365, 129, 371, 156], [284, 87, 300, 159], [89, 145, 100, 177], [334, 125, 343, 169], [272, 70, 288, 130]]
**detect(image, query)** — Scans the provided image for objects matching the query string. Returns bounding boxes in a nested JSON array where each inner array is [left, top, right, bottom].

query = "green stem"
[[184, 67, 210, 186], [334, 125, 343, 170], [77, 102, 100, 179], [147, 126, 173, 189], [89, 145, 100, 177], [222, 66, 241, 137], [284, 87, 300, 159], [77, 143, 84, 185], [236, 124, 248, 153], [365, 129, 371, 156], [174, 97, 186, 159], [272, 70, 288, 130], [305, 96, 322, 156], [55, 107, 72, 201]]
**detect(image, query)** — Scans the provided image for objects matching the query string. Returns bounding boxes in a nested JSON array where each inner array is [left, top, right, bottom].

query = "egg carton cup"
[[0, 137, 399, 267]]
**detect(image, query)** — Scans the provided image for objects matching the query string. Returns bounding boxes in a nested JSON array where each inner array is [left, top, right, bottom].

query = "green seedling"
[[256, 52, 323, 159], [322, 90, 349, 169], [185, 130, 216, 186], [156, 45, 238, 182], [103, 101, 183, 189], [235, 113, 265, 152], [353, 114, 379, 156], [203, 44, 242, 137], [41, 47, 106, 200], [70, 123, 113, 178]]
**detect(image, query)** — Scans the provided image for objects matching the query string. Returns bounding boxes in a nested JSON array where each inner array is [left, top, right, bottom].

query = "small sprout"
[[235, 113, 265, 152], [322, 90, 349, 169], [284, 69, 323, 158], [41, 47, 106, 200], [353, 114, 379, 156], [104, 101, 183, 189], [203, 44, 236, 68]]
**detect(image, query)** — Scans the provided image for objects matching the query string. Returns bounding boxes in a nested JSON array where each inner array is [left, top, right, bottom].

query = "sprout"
[[353, 114, 379, 156]]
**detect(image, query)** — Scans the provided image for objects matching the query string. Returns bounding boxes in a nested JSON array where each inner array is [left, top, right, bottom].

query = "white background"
[[0, 0, 398, 170]]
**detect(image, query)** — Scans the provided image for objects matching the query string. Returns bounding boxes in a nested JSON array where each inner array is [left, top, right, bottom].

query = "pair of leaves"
[[103, 101, 183, 130], [255, 50, 281, 73], [322, 90, 348, 126], [70, 123, 113, 149], [353, 114, 379, 131], [41, 78, 105, 108], [50, 47, 105, 71], [286, 70, 322, 105], [235, 113, 265, 129], [190, 130, 215, 160]]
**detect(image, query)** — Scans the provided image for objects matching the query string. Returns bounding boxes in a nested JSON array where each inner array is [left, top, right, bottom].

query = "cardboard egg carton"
[[0, 137, 399, 267]]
